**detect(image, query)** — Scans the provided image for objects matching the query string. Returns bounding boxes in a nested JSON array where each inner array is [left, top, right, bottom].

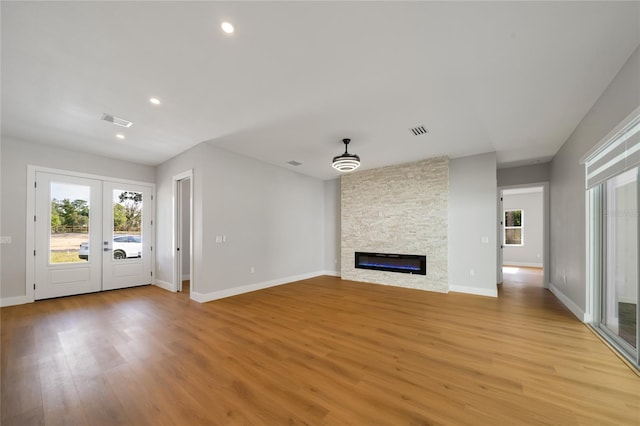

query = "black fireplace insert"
[[355, 252, 426, 275]]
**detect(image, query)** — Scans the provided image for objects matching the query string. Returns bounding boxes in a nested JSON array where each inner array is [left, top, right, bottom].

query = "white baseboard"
[[1, 295, 31, 307], [323, 270, 340, 277], [503, 262, 543, 268], [191, 270, 328, 303], [449, 285, 497, 298], [549, 282, 588, 322], [154, 279, 176, 292]]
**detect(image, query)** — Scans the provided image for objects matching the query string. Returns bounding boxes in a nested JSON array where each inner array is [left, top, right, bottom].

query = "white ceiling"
[[2, 2, 639, 180]]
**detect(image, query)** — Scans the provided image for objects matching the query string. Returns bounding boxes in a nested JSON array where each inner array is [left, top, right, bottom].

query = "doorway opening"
[[497, 183, 549, 292], [173, 170, 193, 297]]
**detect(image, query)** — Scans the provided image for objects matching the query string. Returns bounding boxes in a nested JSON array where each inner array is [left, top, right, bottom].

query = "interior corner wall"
[[550, 46, 640, 315], [155, 143, 326, 299], [0, 137, 156, 301], [502, 191, 544, 267], [155, 143, 207, 290], [341, 157, 449, 292], [324, 178, 341, 275], [449, 152, 498, 297]]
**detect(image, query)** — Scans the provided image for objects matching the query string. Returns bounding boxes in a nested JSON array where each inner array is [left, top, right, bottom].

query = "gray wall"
[[550, 46, 640, 314], [0, 137, 155, 300], [155, 143, 326, 296], [449, 152, 498, 296], [323, 178, 340, 274], [155, 144, 206, 291], [498, 163, 550, 187], [502, 191, 543, 267]]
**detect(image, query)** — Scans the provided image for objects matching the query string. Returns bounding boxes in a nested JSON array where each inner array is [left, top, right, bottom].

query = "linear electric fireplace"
[[355, 252, 426, 275]]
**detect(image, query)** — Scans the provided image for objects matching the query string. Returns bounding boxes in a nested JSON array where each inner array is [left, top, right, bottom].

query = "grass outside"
[[50, 250, 85, 264]]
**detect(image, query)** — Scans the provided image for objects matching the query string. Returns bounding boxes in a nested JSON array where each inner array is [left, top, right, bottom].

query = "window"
[[504, 209, 523, 246]]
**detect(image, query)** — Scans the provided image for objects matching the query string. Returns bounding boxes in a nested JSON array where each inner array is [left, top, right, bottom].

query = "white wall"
[[550, 46, 640, 318], [155, 143, 326, 300], [0, 137, 155, 301], [502, 190, 543, 267], [449, 152, 498, 297], [323, 178, 340, 275]]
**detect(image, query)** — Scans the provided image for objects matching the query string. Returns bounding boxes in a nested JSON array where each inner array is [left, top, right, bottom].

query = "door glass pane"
[[604, 168, 638, 349], [113, 189, 143, 260], [50, 182, 90, 263]]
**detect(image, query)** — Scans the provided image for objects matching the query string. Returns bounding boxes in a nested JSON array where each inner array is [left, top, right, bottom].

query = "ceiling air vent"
[[101, 113, 133, 128], [410, 125, 428, 136], [286, 160, 302, 166]]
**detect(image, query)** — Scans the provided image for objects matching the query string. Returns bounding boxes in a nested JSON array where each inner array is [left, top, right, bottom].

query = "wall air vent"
[[286, 160, 302, 166], [410, 125, 428, 136], [101, 113, 133, 128]]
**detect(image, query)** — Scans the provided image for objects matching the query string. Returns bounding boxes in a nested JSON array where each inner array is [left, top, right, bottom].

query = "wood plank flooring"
[[2, 269, 639, 425]]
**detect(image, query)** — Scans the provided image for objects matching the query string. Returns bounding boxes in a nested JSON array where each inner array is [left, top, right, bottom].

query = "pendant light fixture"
[[332, 138, 361, 172]]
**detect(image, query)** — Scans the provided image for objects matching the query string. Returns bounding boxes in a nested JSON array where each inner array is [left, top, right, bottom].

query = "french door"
[[34, 171, 152, 299]]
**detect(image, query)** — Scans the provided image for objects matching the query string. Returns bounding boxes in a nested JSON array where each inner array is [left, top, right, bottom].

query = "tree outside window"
[[504, 210, 523, 246]]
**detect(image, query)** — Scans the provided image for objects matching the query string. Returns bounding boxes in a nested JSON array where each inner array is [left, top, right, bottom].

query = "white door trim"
[[497, 181, 550, 289], [26, 165, 155, 302], [173, 169, 194, 297]]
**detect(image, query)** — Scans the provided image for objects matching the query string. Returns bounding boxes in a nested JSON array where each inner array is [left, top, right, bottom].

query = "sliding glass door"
[[586, 112, 640, 369], [601, 169, 638, 355]]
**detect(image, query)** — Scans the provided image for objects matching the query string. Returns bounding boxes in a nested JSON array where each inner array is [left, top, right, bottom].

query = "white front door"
[[34, 171, 152, 299], [35, 172, 103, 299], [102, 181, 152, 290]]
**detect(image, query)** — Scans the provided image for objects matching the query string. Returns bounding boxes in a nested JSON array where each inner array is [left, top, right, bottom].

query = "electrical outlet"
[[250, 266, 255, 273], [469, 269, 475, 277]]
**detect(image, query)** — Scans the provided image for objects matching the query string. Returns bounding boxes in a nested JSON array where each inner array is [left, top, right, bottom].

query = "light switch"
[[481, 236, 489, 244], [215, 236, 223, 243], [0, 236, 11, 244]]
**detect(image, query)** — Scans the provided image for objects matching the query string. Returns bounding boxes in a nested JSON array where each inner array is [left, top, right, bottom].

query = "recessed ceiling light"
[[116, 134, 125, 140], [149, 97, 161, 105], [221, 22, 234, 34]]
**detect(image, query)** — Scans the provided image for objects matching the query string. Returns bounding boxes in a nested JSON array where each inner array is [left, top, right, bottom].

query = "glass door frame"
[[26, 165, 155, 302], [587, 169, 640, 369]]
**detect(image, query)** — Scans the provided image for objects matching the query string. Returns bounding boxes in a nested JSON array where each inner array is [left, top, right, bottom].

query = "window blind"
[[585, 117, 640, 189]]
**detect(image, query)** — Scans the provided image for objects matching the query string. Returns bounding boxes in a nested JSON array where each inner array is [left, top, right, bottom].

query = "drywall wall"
[[0, 137, 155, 301], [502, 190, 543, 267], [154, 144, 206, 292], [449, 152, 498, 297], [324, 178, 340, 275], [155, 143, 326, 299], [497, 163, 550, 187], [550, 46, 640, 317]]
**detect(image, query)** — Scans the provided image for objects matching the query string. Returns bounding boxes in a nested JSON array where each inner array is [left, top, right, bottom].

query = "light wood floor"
[[2, 269, 639, 425]]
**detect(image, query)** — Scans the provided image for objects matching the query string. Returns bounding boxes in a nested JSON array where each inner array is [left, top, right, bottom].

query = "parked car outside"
[[79, 235, 142, 260]]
